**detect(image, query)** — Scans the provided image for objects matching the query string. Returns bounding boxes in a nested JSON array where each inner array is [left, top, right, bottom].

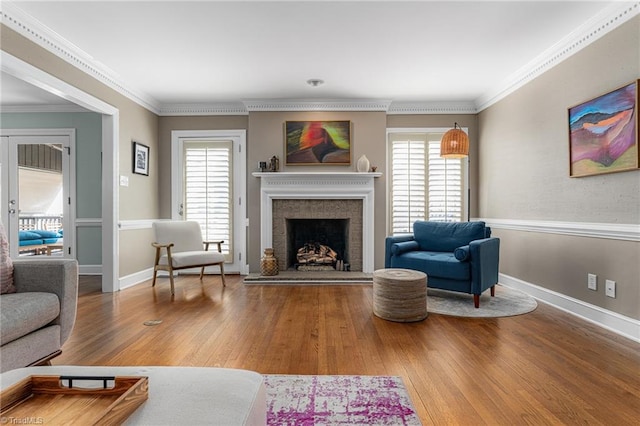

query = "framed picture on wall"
[[568, 80, 638, 177], [285, 121, 351, 165], [132, 141, 150, 176]]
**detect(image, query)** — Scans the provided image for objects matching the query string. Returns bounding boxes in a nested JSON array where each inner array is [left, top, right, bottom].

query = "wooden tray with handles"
[[1, 375, 148, 425]]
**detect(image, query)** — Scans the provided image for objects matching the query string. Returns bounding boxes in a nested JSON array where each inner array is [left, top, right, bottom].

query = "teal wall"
[[1, 111, 102, 266]]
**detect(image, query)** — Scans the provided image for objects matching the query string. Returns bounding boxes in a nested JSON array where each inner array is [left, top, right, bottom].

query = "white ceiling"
[[0, 1, 629, 112]]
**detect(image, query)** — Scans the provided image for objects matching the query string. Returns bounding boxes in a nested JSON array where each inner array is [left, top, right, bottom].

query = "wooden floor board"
[[57, 275, 640, 424]]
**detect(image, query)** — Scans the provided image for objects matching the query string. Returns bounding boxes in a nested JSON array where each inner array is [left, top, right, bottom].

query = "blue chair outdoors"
[[385, 221, 500, 308]]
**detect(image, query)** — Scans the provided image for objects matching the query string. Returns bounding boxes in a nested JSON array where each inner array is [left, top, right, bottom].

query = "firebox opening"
[[286, 219, 349, 271]]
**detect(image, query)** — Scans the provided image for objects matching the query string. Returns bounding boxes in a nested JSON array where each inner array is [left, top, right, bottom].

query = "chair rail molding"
[[479, 218, 640, 242], [118, 219, 158, 231]]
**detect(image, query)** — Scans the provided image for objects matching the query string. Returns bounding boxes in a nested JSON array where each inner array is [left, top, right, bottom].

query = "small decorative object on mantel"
[[370, 166, 377, 172], [260, 248, 279, 276], [356, 154, 370, 172], [269, 156, 280, 172], [259, 161, 267, 172]]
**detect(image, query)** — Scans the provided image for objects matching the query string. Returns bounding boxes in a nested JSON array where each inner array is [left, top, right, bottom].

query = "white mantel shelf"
[[252, 172, 382, 178], [253, 171, 381, 273]]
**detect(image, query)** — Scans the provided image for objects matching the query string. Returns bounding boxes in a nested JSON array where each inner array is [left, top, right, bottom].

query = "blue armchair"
[[385, 221, 500, 308]]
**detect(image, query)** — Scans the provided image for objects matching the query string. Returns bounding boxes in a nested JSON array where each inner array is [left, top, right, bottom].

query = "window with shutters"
[[388, 130, 466, 235], [183, 140, 233, 261]]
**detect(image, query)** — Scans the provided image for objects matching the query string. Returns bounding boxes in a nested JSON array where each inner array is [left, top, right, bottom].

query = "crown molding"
[[158, 102, 248, 116], [2, 1, 637, 116], [387, 101, 477, 115], [158, 99, 477, 115], [475, 1, 640, 112], [243, 99, 392, 112], [0, 1, 161, 114]]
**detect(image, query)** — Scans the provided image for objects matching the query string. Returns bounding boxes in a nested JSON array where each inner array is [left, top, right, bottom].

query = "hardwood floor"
[[59, 274, 640, 425]]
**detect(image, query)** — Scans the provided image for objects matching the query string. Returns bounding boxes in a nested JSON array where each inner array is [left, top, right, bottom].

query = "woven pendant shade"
[[440, 123, 469, 158]]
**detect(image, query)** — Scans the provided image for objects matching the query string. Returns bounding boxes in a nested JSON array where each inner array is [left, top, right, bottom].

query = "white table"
[[0, 366, 266, 425]]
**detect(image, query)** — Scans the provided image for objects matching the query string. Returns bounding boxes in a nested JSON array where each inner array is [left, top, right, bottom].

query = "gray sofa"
[[0, 259, 78, 373]]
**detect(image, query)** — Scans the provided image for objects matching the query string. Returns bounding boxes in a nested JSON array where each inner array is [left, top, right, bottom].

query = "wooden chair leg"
[[491, 285, 496, 297], [220, 263, 226, 287], [473, 294, 480, 308], [169, 268, 175, 295], [200, 266, 205, 280], [152, 267, 158, 287]]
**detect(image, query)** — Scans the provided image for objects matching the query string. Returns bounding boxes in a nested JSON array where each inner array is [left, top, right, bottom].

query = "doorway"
[[2, 50, 119, 292], [171, 130, 248, 274], [1, 130, 75, 259]]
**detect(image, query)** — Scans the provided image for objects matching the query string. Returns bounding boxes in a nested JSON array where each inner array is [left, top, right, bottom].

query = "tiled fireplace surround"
[[254, 172, 380, 273]]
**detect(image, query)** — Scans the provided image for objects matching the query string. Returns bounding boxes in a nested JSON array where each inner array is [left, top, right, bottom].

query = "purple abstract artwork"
[[264, 375, 421, 425], [569, 81, 638, 177]]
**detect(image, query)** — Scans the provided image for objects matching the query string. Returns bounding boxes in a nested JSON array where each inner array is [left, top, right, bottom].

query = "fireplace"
[[287, 219, 349, 270], [274, 198, 361, 271], [254, 172, 380, 273], [273, 199, 361, 271]]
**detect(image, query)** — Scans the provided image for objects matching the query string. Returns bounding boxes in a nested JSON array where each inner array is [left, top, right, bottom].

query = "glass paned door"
[[171, 130, 247, 274], [183, 141, 233, 261], [1, 133, 73, 258]]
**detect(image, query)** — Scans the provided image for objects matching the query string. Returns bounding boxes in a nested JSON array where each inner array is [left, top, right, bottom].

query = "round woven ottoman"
[[373, 268, 428, 322]]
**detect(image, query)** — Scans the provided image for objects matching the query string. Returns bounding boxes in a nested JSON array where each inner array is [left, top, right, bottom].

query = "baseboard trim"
[[499, 273, 639, 343], [118, 268, 234, 291], [79, 265, 102, 275], [119, 267, 155, 290]]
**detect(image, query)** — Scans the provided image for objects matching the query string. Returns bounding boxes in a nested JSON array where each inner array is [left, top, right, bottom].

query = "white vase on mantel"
[[356, 155, 370, 173]]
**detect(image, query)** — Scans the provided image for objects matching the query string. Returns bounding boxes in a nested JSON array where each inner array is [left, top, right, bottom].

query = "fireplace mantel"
[[253, 172, 382, 273], [252, 171, 382, 181]]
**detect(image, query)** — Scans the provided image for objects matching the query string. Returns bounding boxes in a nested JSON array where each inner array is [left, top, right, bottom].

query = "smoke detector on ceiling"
[[306, 79, 324, 87]]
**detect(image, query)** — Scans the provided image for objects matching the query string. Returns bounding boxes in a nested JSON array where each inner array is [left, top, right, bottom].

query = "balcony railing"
[[19, 215, 63, 232]]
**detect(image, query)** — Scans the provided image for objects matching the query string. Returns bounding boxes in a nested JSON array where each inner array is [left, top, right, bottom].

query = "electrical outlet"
[[587, 273, 597, 290], [605, 280, 616, 298]]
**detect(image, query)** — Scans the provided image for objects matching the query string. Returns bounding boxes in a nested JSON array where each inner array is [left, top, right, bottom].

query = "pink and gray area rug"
[[264, 375, 422, 425]]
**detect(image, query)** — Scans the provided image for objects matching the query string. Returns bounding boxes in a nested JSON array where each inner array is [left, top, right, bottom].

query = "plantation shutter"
[[427, 139, 463, 222], [183, 140, 233, 260], [389, 132, 464, 235], [390, 136, 426, 234]]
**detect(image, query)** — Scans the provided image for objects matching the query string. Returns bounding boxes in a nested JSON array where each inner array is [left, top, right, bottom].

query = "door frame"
[[1, 129, 76, 258], [171, 129, 248, 274], [1, 51, 120, 292]]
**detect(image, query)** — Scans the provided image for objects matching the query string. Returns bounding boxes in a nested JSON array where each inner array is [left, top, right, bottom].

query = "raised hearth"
[[244, 270, 373, 284], [253, 172, 381, 273]]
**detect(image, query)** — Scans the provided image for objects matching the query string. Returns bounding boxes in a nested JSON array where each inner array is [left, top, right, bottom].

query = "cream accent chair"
[[152, 221, 225, 294]]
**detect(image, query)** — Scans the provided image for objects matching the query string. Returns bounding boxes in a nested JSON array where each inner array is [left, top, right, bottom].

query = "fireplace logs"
[[296, 242, 337, 269], [297, 242, 337, 264]]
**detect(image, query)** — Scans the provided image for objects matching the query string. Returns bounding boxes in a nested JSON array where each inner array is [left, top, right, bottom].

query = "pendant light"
[[440, 122, 469, 158]]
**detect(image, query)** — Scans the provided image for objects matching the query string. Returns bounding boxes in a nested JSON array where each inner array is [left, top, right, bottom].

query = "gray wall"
[[0, 111, 103, 266], [478, 16, 640, 319]]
